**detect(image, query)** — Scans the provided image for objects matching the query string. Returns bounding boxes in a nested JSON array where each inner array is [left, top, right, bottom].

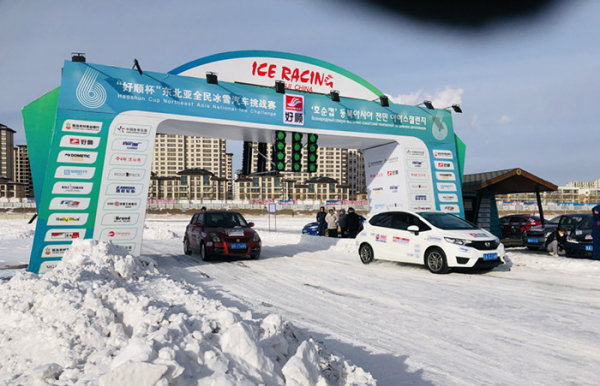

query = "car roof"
[[194, 210, 242, 215]]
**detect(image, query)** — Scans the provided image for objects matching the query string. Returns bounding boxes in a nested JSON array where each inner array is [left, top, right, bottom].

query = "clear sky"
[[1, 0, 598, 186]]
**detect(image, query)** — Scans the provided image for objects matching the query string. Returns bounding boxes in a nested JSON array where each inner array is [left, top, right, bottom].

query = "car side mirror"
[[408, 225, 419, 235], [194, 222, 203, 228], [248, 222, 255, 228]]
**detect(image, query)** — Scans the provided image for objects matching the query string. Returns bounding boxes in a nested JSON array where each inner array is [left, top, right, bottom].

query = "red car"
[[183, 210, 261, 260], [499, 214, 542, 239]]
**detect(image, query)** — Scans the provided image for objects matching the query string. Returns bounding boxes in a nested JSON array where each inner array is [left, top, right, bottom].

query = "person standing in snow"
[[337, 208, 348, 238], [346, 207, 361, 239], [316, 206, 327, 236], [593, 205, 600, 260], [325, 208, 339, 237]]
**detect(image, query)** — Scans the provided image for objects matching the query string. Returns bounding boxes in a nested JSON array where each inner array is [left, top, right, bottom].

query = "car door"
[[366, 213, 396, 260], [556, 215, 577, 249], [383, 212, 417, 263]]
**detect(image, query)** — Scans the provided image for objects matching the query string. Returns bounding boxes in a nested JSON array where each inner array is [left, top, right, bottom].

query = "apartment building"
[[0, 124, 26, 198], [235, 142, 366, 202], [14, 145, 34, 198], [148, 134, 233, 200]]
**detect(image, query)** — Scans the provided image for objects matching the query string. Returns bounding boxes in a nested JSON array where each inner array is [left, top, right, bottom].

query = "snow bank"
[[0, 239, 375, 386]]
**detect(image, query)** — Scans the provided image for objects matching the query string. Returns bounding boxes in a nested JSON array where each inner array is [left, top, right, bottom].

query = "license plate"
[[483, 253, 498, 261], [527, 238, 539, 243], [231, 243, 246, 249], [586, 245, 593, 251]]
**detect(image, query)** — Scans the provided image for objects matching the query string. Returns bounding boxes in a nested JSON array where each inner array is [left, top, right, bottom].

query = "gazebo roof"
[[462, 168, 557, 194]]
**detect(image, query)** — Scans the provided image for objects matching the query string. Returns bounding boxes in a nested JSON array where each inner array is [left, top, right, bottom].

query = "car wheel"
[[425, 247, 449, 274], [359, 244, 374, 264], [183, 237, 192, 255], [200, 242, 210, 261]]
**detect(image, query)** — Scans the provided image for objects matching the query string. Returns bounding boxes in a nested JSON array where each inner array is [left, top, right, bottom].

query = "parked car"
[[183, 210, 261, 260], [555, 213, 594, 258], [356, 210, 505, 274], [499, 214, 542, 239], [302, 215, 366, 236], [521, 215, 561, 250]]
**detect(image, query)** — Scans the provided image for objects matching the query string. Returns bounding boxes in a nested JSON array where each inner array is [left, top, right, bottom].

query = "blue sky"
[[1, 0, 597, 186]]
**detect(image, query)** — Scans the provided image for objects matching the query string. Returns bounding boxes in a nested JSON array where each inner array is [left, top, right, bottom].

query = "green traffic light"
[[276, 131, 286, 140], [308, 164, 316, 172], [276, 142, 285, 150], [277, 161, 285, 171], [309, 134, 318, 142], [293, 133, 302, 141]]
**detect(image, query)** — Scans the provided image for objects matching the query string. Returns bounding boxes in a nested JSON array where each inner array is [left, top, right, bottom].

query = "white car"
[[356, 210, 506, 274]]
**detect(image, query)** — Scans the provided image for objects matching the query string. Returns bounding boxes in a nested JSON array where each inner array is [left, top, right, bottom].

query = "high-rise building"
[[0, 124, 16, 180], [0, 124, 26, 199], [149, 134, 232, 200], [235, 142, 365, 202], [14, 145, 34, 198]]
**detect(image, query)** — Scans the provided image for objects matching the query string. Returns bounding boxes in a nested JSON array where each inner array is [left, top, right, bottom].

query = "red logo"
[[285, 95, 303, 112], [70, 138, 80, 145], [109, 231, 115, 237]]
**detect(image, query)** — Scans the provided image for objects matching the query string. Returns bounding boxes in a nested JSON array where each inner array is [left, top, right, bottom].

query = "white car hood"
[[438, 228, 497, 241]]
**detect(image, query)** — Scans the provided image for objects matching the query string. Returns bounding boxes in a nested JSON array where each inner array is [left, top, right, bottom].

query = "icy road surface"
[[142, 217, 600, 386]]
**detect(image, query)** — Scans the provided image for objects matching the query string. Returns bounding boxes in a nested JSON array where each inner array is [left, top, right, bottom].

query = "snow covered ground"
[[2, 215, 600, 385]]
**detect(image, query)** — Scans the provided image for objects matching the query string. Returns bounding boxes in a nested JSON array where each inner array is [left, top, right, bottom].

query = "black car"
[[555, 213, 594, 258], [522, 215, 561, 250]]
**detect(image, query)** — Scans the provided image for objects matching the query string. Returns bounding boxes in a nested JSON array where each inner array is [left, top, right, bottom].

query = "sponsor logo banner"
[[408, 171, 428, 180], [44, 229, 86, 242], [435, 171, 456, 181], [51, 182, 93, 195], [49, 197, 91, 210], [283, 94, 304, 126], [109, 154, 147, 166], [101, 213, 140, 226], [405, 148, 426, 158], [59, 135, 101, 149], [375, 234, 387, 243], [411, 193, 430, 202], [392, 237, 410, 245], [57, 150, 98, 164], [440, 205, 460, 213], [434, 161, 454, 170], [438, 193, 458, 202], [114, 124, 151, 137], [436, 183, 457, 192], [42, 245, 71, 258], [409, 182, 430, 191], [433, 149, 453, 159], [107, 169, 145, 181], [47, 213, 89, 226], [62, 120, 102, 134], [105, 183, 143, 196], [411, 204, 433, 210], [103, 198, 141, 210], [39, 261, 60, 275], [111, 139, 149, 152], [406, 159, 428, 169], [55, 166, 96, 180], [100, 228, 138, 241]]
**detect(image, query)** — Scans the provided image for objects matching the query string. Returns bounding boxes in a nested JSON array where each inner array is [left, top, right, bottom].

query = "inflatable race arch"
[[23, 51, 466, 274]]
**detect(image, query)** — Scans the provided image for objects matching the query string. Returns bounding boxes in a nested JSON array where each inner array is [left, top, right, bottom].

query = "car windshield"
[[418, 212, 478, 230], [204, 213, 249, 228], [547, 216, 560, 224], [578, 215, 593, 230]]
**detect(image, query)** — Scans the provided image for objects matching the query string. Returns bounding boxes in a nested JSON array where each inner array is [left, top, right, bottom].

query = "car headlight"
[[445, 237, 467, 245], [210, 233, 221, 242], [253, 233, 260, 242], [567, 235, 578, 243], [544, 231, 553, 237]]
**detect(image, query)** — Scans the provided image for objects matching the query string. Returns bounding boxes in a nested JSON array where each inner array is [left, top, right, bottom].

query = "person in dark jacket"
[[593, 205, 600, 260], [316, 206, 327, 236], [337, 209, 348, 238], [346, 207, 361, 239]]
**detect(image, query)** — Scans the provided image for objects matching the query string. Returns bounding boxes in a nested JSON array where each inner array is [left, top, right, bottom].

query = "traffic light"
[[242, 141, 253, 175], [257, 142, 267, 173], [272, 131, 286, 172], [306, 133, 318, 173], [291, 132, 303, 172]]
